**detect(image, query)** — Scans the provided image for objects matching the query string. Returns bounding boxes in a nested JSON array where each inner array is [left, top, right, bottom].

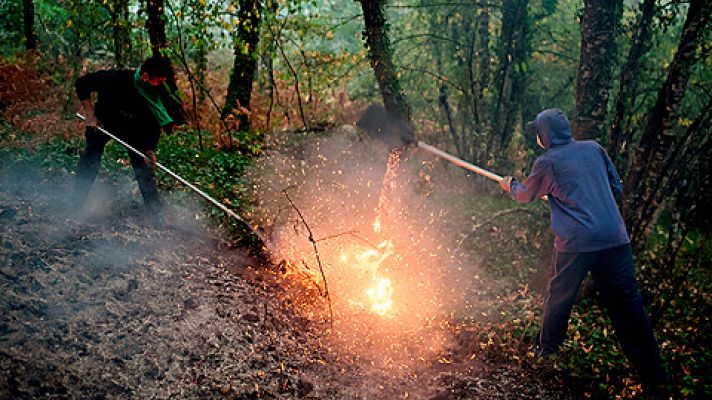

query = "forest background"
[[0, 0, 710, 398]]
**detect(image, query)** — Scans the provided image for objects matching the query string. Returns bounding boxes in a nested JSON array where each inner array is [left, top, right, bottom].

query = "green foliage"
[[526, 0, 581, 118], [636, 217, 712, 398], [0, 0, 23, 54], [555, 301, 633, 398], [155, 128, 254, 230]]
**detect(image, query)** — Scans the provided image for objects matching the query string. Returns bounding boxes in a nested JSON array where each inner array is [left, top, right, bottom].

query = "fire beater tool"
[[75, 113, 271, 252], [357, 104, 503, 184], [357, 104, 546, 200]]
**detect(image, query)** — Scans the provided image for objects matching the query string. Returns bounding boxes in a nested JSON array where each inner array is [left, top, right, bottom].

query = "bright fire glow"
[[366, 277, 393, 315], [358, 149, 402, 316], [343, 240, 395, 316]]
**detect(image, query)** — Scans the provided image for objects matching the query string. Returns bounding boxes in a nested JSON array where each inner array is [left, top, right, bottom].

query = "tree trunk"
[[195, 43, 207, 104], [111, 0, 132, 67], [608, 0, 656, 176], [357, 0, 412, 123], [476, 4, 491, 158], [622, 0, 712, 252], [22, 0, 37, 50], [500, 20, 529, 153], [477, 5, 490, 103], [572, 0, 622, 140], [489, 0, 529, 158], [222, 0, 263, 132], [146, 0, 167, 57]]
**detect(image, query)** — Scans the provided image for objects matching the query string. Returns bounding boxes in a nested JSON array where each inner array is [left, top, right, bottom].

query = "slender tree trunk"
[[146, 0, 167, 57], [500, 10, 530, 153], [111, 0, 132, 67], [572, 0, 623, 140], [438, 85, 463, 157], [222, 0, 263, 132], [472, 4, 490, 163], [22, 0, 37, 50], [608, 0, 656, 176], [262, 0, 280, 131], [477, 5, 490, 102], [429, 11, 462, 157], [195, 43, 207, 104], [357, 0, 412, 124], [622, 0, 712, 251], [489, 0, 528, 158]]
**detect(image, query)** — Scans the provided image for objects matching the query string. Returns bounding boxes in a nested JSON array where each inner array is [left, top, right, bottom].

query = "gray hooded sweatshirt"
[[509, 109, 630, 252]]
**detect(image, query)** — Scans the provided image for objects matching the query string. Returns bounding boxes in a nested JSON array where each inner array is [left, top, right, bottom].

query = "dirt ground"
[[0, 164, 572, 399]]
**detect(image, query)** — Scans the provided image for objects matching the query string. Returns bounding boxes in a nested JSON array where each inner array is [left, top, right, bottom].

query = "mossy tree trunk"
[[572, 0, 622, 140], [110, 0, 132, 67], [146, 0, 167, 57], [222, 0, 262, 132], [356, 0, 412, 124]]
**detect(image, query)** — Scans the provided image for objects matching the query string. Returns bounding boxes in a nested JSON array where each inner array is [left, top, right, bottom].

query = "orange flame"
[[367, 276, 393, 315], [363, 149, 402, 316], [340, 148, 401, 317], [343, 240, 395, 316]]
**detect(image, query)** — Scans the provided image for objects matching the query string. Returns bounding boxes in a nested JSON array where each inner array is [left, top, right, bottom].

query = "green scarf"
[[133, 69, 173, 127]]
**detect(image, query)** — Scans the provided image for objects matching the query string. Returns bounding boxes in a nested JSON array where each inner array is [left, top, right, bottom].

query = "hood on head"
[[535, 108, 572, 148]]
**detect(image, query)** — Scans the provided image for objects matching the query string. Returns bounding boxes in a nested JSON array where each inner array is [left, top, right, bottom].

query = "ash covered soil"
[[0, 166, 572, 399]]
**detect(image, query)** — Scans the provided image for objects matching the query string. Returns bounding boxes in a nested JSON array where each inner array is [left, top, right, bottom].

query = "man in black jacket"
[[72, 56, 184, 225]]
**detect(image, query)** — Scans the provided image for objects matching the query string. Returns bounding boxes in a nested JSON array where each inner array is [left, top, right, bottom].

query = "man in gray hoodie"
[[499, 108, 666, 386]]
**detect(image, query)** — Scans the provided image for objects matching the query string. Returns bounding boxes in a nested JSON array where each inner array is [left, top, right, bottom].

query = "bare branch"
[[315, 230, 380, 250], [283, 189, 333, 327]]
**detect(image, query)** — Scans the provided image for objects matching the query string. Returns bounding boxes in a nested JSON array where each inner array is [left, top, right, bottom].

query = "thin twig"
[[315, 230, 380, 250], [283, 190, 333, 327], [277, 43, 309, 131], [164, 2, 234, 143]]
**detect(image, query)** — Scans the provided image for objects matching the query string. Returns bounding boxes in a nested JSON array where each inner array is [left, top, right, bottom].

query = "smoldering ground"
[[0, 156, 327, 398]]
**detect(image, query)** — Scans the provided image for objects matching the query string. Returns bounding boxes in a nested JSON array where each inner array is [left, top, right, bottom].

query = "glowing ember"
[[372, 216, 382, 234], [374, 149, 401, 227]]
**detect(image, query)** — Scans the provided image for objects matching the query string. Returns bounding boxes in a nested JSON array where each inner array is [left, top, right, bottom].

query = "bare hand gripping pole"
[[75, 113, 269, 246]]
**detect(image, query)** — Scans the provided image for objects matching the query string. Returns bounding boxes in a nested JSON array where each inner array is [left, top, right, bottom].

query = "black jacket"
[[75, 69, 185, 150]]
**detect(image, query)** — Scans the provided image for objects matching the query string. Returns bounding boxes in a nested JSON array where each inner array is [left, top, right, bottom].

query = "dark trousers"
[[538, 244, 665, 382], [73, 127, 162, 214]]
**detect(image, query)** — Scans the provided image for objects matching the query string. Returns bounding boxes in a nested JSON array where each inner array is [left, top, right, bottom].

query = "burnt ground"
[[0, 164, 573, 399]]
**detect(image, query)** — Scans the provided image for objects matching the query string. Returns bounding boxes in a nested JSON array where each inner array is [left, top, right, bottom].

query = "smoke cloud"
[[249, 124, 485, 370]]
